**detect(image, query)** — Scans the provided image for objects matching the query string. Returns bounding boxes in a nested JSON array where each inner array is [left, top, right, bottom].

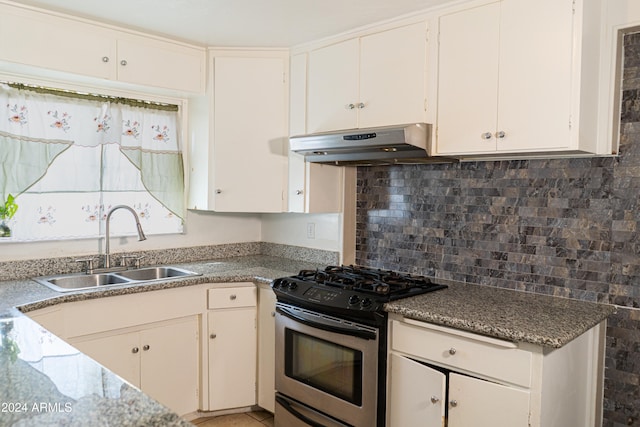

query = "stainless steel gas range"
[[272, 265, 447, 427]]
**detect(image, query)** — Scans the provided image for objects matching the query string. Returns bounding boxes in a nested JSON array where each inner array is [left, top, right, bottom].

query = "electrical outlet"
[[306, 223, 316, 239]]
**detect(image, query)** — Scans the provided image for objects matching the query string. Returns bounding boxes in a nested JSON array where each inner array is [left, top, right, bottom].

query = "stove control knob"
[[348, 295, 360, 305], [360, 298, 372, 308], [287, 282, 298, 291]]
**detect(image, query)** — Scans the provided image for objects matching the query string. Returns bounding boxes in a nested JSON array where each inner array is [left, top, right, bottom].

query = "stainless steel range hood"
[[290, 123, 456, 166]]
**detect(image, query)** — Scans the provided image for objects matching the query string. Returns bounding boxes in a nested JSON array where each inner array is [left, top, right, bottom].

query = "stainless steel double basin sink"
[[33, 266, 201, 292]]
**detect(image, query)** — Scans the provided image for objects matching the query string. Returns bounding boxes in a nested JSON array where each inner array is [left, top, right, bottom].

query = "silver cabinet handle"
[[132, 347, 139, 354], [449, 348, 457, 355], [346, 103, 356, 110], [215, 189, 222, 194], [495, 131, 506, 139], [210, 333, 216, 339], [450, 400, 458, 407], [481, 132, 493, 140], [357, 102, 365, 109], [143, 344, 150, 351], [271, 311, 276, 317], [296, 189, 303, 195], [430, 396, 440, 404], [120, 59, 128, 66], [230, 294, 237, 300], [102, 56, 110, 63]]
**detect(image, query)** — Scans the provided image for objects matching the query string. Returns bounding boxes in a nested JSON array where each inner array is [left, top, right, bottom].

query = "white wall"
[[260, 212, 343, 253], [0, 210, 262, 261]]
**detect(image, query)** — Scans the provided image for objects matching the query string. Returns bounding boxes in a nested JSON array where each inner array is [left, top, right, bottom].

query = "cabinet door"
[[448, 373, 530, 427], [496, 0, 573, 152], [208, 307, 257, 410], [307, 39, 359, 133], [436, 2, 501, 155], [359, 22, 427, 128], [387, 354, 445, 427], [212, 56, 288, 212], [289, 53, 345, 213], [257, 286, 277, 412], [140, 317, 199, 416], [70, 331, 140, 387], [0, 4, 115, 80], [116, 37, 205, 93]]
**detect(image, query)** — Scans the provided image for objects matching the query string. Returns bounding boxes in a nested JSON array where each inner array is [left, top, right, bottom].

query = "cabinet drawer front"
[[208, 286, 256, 309], [390, 320, 532, 387]]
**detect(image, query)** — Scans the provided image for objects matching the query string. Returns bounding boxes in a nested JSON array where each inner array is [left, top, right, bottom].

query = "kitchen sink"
[[33, 266, 201, 292], [113, 266, 197, 281]]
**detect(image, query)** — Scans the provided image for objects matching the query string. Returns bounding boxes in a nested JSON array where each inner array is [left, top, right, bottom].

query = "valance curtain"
[[0, 84, 184, 241]]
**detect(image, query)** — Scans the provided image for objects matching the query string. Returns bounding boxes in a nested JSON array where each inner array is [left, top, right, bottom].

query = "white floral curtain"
[[0, 84, 184, 241]]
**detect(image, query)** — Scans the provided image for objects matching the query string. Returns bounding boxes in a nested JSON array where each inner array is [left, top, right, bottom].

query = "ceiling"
[[12, 0, 453, 47]]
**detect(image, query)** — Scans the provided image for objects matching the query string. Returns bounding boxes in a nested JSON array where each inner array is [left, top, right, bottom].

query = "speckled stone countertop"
[[0, 254, 327, 427], [0, 253, 617, 426], [384, 279, 616, 348]]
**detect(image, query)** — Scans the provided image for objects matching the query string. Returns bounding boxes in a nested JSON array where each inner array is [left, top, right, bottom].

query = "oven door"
[[275, 302, 379, 427]]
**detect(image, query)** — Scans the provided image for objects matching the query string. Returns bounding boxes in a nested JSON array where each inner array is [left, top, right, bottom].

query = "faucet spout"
[[104, 205, 147, 269]]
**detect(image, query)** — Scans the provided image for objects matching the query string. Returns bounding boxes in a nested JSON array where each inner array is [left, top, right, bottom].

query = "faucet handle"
[[75, 258, 95, 274], [121, 254, 145, 269]]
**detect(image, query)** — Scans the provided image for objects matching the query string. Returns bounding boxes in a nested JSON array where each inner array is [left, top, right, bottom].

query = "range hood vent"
[[290, 123, 456, 166]]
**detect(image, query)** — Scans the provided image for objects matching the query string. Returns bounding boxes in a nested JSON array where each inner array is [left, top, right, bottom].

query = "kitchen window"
[[0, 83, 184, 241]]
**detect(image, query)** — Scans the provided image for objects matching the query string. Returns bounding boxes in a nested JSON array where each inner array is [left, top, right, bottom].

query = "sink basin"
[[34, 273, 130, 291], [33, 266, 201, 292], [115, 266, 198, 281]]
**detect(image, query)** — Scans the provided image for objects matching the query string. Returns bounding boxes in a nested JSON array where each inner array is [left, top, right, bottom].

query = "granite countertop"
[[0, 254, 617, 426], [0, 254, 324, 427], [384, 279, 616, 348]]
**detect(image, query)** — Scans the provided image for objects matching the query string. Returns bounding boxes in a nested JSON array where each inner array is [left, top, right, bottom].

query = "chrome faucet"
[[104, 205, 147, 269]]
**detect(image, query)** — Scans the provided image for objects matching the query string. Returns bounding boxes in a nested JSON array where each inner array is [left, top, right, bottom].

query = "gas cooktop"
[[271, 265, 447, 322]]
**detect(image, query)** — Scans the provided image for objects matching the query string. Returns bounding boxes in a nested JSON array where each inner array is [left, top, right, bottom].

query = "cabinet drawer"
[[390, 320, 532, 387], [208, 286, 256, 309]]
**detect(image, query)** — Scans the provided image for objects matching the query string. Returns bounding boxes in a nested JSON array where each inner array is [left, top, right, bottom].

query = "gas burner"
[[293, 265, 441, 296]]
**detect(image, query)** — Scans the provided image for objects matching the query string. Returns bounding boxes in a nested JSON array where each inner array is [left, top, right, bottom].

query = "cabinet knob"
[[346, 103, 356, 110], [296, 189, 303, 195], [143, 344, 150, 351], [230, 294, 237, 300], [450, 400, 458, 408], [120, 59, 128, 66], [215, 189, 222, 194], [448, 348, 457, 355], [132, 347, 139, 354], [495, 131, 506, 139], [430, 396, 440, 404], [356, 102, 365, 109], [271, 311, 276, 317], [210, 333, 217, 339], [102, 56, 110, 63], [481, 132, 493, 140]]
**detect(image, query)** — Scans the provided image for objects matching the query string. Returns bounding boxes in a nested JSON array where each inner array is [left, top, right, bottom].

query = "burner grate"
[[295, 265, 437, 296]]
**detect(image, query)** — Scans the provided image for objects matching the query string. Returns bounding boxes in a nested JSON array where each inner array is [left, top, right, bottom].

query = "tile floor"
[[191, 411, 274, 427]]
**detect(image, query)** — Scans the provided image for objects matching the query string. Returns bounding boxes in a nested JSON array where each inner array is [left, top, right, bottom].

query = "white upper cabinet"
[[289, 52, 345, 213], [0, 2, 205, 93], [307, 39, 360, 133], [188, 50, 289, 213], [434, 0, 604, 156], [306, 21, 427, 134], [358, 22, 428, 129]]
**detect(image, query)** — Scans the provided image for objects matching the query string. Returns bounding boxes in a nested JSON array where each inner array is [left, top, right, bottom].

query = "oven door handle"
[[276, 395, 328, 427], [276, 306, 377, 340]]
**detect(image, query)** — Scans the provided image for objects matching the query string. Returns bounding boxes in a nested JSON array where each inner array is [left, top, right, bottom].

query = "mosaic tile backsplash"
[[356, 33, 640, 426]]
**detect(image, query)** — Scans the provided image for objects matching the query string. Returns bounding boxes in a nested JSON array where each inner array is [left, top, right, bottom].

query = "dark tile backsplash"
[[355, 33, 640, 426]]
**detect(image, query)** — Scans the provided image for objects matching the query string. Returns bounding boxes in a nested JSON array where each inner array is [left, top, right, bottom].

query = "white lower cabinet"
[[387, 317, 606, 427], [69, 316, 199, 416], [207, 285, 257, 411]]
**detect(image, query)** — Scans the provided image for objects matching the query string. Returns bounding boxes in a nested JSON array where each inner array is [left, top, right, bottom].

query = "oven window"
[[285, 329, 363, 406]]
